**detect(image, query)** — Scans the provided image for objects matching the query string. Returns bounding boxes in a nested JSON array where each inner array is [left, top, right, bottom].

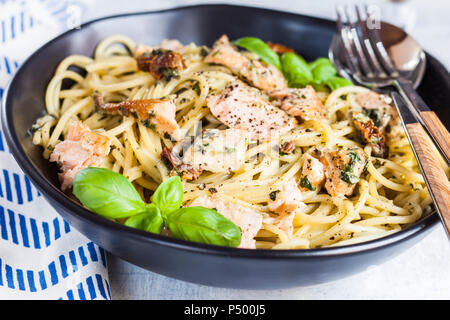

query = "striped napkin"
[[0, 0, 110, 300]]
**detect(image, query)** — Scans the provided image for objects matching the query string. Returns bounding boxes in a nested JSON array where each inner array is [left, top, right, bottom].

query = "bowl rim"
[[1, 3, 440, 259]]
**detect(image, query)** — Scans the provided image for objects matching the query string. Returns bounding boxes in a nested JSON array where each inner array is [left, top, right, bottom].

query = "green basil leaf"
[[166, 207, 241, 247], [280, 52, 313, 87], [325, 76, 353, 90], [73, 167, 145, 219], [152, 176, 183, 215], [124, 203, 164, 234], [233, 37, 281, 70], [309, 58, 337, 83]]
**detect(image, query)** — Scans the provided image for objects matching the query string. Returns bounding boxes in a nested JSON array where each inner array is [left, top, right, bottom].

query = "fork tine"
[[336, 5, 360, 76], [354, 4, 388, 78], [344, 5, 374, 77], [362, 4, 399, 77]]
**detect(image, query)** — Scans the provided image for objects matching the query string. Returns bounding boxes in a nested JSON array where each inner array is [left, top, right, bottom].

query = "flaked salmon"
[[268, 178, 305, 215], [269, 85, 325, 121], [319, 147, 368, 197], [354, 91, 393, 130], [182, 128, 248, 174], [352, 111, 388, 158], [264, 213, 296, 239], [190, 195, 263, 249], [207, 80, 296, 141], [204, 35, 287, 92], [135, 49, 186, 81], [50, 121, 111, 191], [299, 154, 325, 192], [97, 98, 182, 141]]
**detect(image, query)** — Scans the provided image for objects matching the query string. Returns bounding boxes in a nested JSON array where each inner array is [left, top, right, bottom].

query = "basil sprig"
[[232, 36, 352, 90], [72, 167, 146, 219], [151, 175, 183, 217], [282, 53, 352, 90], [166, 207, 242, 247], [280, 52, 313, 88], [124, 203, 164, 234], [233, 37, 282, 70], [72, 168, 241, 247]]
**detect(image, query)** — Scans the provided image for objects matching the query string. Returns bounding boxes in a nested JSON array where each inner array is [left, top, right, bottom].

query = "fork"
[[335, 4, 450, 237], [336, 4, 450, 164]]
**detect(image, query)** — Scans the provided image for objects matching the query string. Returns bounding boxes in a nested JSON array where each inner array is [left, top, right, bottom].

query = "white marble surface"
[[78, 0, 450, 299]]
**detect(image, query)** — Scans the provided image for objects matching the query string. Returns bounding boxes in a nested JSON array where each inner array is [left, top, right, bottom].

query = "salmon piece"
[[269, 86, 325, 121], [352, 111, 388, 158], [182, 128, 248, 173], [98, 98, 182, 141], [50, 121, 111, 191], [299, 154, 325, 192], [264, 213, 296, 239], [207, 80, 297, 141], [204, 35, 287, 92], [135, 49, 186, 81], [190, 195, 263, 249], [354, 91, 393, 130], [266, 41, 296, 55], [319, 148, 368, 197], [268, 178, 305, 215], [161, 147, 201, 181], [275, 213, 295, 239]]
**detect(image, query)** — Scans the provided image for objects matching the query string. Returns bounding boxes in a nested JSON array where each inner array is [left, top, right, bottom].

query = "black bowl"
[[2, 4, 447, 289]]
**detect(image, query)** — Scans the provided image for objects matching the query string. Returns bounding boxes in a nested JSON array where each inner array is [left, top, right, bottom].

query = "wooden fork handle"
[[406, 122, 450, 236], [395, 78, 450, 164], [420, 111, 450, 163]]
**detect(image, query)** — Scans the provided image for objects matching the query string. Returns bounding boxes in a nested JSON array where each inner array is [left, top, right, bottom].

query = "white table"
[[79, 0, 450, 299]]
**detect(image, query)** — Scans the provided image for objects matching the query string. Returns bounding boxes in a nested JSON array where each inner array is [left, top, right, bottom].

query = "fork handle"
[[394, 78, 450, 164], [420, 111, 450, 162], [406, 122, 450, 237]]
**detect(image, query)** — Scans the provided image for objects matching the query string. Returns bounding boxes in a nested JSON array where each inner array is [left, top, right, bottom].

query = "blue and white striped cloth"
[[0, 0, 110, 300]]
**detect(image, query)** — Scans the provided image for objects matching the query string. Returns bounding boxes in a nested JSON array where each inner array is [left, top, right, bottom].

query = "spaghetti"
[[32, 35, 446, 249]]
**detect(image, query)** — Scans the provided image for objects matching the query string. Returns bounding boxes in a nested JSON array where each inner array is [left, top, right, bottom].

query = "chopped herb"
[[160, 67, 179, 81], [199, 47, 209, 57], [363, 158, 369, 173], [269, 190, 280, 201], [385, 124, 391, 133], [349, 151, 361, 165], [164, 132, 174, 141], [364, 108, 381, 127], [131, 111, 138, 118], [224, 147, 236, 153], [174, 87, 188, 95], [340, 170, 360, 184], [300, 176, 316, 191], [373, 158, 383, 168], [191, 81, 201, 95], [141, 119, 156, 130], [208, 187, 218, 194]]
